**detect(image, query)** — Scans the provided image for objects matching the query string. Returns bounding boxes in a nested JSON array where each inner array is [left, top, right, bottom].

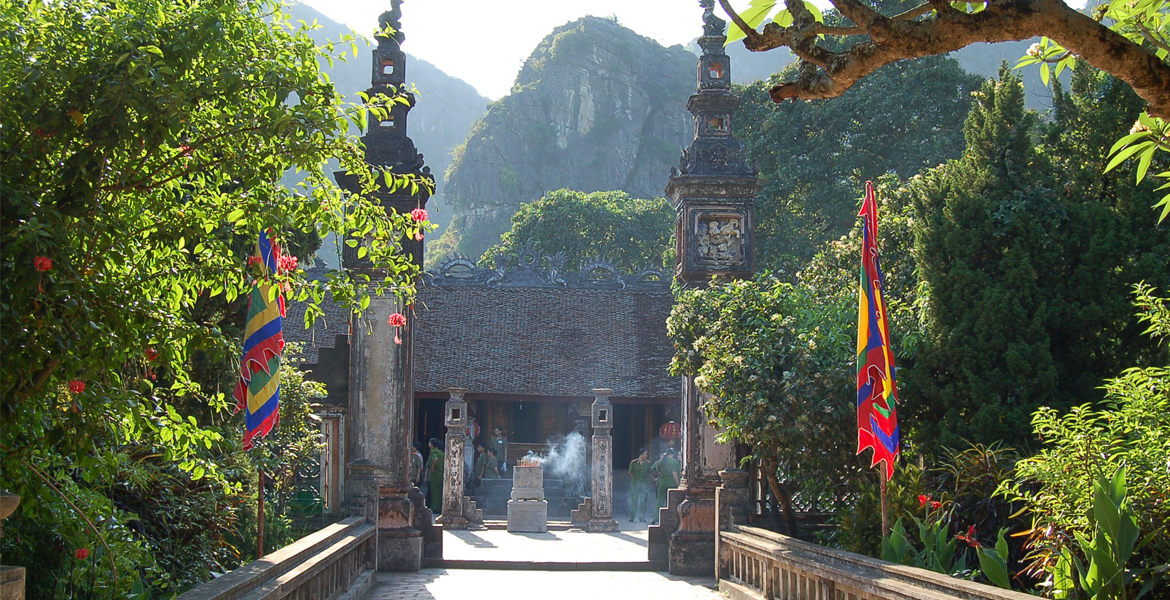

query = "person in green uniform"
[[488, 427, 508, 472], [483, 447, 501, 478], [628, 448, 651, 522], [425, 438, 444, 514], [472, 443, 488, 489], [651, 448, 680, 525]]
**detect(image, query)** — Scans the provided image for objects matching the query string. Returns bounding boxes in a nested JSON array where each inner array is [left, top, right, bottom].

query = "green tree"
[[0, 0, 427, 593], [735, 55, 982, 274], [998, 285, 1170, 597], [478, 189, 674, 272], [900, 66, 1170, 455], [669, 276, 858, 534]]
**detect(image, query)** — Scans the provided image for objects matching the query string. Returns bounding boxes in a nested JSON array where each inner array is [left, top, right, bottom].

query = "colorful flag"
[[233, 229, 285, 450], [856, 181, 900, 481]]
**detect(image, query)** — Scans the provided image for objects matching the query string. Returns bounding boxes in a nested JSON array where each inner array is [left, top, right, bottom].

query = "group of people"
[[628, 447, 680, 525], [411, 426, 511, 515]]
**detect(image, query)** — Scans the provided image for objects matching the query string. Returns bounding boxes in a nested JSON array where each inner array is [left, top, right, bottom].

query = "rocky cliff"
[[434, 16, 695, 264], [284, 3, 489, 265]]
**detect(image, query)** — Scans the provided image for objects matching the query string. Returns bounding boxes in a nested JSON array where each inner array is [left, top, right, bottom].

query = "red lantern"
[[465, 421, 480, 441], [659, 421, 681, 442]]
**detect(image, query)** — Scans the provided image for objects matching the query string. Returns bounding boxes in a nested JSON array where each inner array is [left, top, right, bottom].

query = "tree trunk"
[[761, 456, 799, 536]]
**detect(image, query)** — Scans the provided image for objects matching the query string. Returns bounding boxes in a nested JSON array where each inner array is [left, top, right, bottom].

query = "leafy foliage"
[[734, 55, 981, 274], [0, 0, 426, 593], [998, 286, 1170, 596], [899, 65, 1170, 455], [478, 189, 674, 272]]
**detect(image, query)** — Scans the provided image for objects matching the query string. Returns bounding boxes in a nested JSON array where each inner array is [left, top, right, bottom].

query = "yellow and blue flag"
[[233, 229, 285, 450], [856, 181, 900, 481]]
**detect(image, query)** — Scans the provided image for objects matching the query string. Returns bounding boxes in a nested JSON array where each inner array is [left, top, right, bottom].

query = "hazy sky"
[[298, 0, 741, 100], [298, 0, 1088, 100]]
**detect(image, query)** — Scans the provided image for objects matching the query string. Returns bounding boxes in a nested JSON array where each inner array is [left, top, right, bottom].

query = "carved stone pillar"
[[438, 388, 469, 530], [0, 492, 24, 600], [586, 389, 618, 532], [652, 0, 761, 576]]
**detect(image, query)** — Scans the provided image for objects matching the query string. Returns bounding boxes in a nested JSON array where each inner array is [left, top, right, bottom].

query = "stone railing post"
[[1, 491, 24, 600], [586, 388, 619, 532], [438, 388, 469, 530]]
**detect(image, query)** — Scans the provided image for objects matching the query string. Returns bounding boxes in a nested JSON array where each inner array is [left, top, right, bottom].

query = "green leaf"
[[725, 1, 776, 45], [978, 547, 1012, 589], [1135, 145, 1155, 183], [1040, 63, 1050, 86], [1105, 141, 1154, 172]]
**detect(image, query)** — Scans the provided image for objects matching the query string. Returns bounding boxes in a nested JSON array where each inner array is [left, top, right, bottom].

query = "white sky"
[[299, 0, 733, 100], [298, 0, 1089, 100]]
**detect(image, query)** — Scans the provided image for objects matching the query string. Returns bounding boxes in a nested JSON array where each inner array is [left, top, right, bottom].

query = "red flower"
[[145, 347, 160, 362], [278, 254, 298, 272], [75, 548, 89, 560], [967, 525, 976, 537], [68, 380, 85, 394], [34, 256, 52, 272], [918, 494, 929, 507], [387, 313, 406, 327], [410, 208, 428, 222], [930, 501, 942, 510], [247, 255, 263, 268]]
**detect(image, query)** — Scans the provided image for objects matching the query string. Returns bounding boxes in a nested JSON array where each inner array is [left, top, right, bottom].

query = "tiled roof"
[[283, 267, 349, 364], [413, 285, 679, 399]]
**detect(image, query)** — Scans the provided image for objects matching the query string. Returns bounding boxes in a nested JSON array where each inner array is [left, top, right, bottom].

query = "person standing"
[[488, 426, 508, 472], [650, 448, 680, 525], [425, 438, 444, 514], [472, 443, 488, 489], [411, 442, 425, 488], [628, 448, 652, 522], [483, 447, 501, 479]]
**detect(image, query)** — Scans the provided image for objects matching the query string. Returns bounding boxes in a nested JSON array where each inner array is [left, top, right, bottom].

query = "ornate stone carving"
[[697, 215, 744, 264]]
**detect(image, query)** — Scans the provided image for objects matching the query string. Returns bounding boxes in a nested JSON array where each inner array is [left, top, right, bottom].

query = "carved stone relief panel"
[[694, 210, 746, 266]]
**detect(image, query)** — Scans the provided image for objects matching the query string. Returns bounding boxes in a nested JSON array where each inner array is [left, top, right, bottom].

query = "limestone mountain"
[[283, 3, 489, 265], [434, 16, 696, 264]]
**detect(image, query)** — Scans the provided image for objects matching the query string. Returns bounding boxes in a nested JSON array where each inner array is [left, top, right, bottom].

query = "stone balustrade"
[[715, 509, 1036, 600], [176, 517, 375, 600]]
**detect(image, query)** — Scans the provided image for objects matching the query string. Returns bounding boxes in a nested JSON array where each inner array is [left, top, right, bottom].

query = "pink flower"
[[410, 208, 428, 222], [75, 548, 89, 560], [68, 380, 85, 394], [34, 256, 52, 272], [414, 232, 424, 241], [393, 333, 402, 345], [387, 313, 406, 327], [278, 254, 298, 272]]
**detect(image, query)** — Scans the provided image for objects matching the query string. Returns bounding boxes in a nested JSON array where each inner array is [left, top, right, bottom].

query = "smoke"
[[521, 431, 588, 497]]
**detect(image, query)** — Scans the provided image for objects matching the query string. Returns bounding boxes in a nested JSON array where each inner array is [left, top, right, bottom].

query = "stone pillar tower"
[[586, 389, 619, 532], [336, 0, 435, 572], [439, 388, 469, 530], [650, 0, 762, 576]]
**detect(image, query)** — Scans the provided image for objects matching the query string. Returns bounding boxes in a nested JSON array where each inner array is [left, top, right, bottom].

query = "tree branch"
[[755, 0, 1170, 118], [1137, 19, 1170, 55], [716, 0, 761, 45]]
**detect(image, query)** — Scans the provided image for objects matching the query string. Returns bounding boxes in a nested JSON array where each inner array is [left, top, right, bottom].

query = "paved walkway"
[[442, 519, 651, 563], [368, 570, 723, 600]]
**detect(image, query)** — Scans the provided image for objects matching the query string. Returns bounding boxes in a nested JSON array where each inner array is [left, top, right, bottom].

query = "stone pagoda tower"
[[650, 0, 762, 576], [335, 0, 437, 572]]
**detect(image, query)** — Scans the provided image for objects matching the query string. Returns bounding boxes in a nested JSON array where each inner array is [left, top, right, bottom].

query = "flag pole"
[[257, 468, 266, 559], [879, 469, 889, 538]]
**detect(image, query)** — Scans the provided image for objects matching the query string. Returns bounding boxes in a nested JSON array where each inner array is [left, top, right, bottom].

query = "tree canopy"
[[1, 0, 427, 591], [718, 0, 1170, 219], [478, 189, 675, 272]]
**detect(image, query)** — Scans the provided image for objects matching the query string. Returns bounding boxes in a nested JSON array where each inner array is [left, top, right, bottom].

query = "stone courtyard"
[[367, 570, 722, 600]]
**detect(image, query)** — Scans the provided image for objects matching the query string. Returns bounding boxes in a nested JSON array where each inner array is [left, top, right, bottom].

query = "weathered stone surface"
[[438, 16, 694, 260], [438, 389, 469, 530], [0, 566, 24, 600], [511, 465, 546, 501], [506, 501, 549, 533], [586, 389, 619, 533]]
